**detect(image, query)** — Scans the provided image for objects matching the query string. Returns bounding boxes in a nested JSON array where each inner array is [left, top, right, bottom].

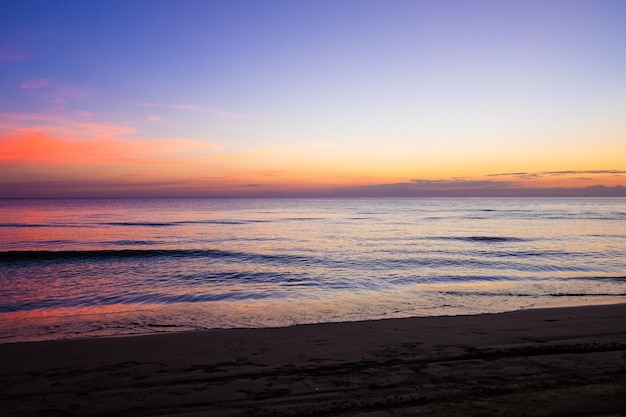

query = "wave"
[[0, 248, 311, 265], [103, 219, 259, 226], [389, 274, 626, 286], [0, 223, 84, 228], [0, 249, 224, 261], [0, 223, 47, 228], [3, 275, 623, 314], [483, 250, 575, 258], [441, 290, 626, 298], [0, 219, 271, 228], [103, 222, 179, 227], [0, 291, 278, 313], [101, 240, 160, 246], [438, 236, 526, 243]]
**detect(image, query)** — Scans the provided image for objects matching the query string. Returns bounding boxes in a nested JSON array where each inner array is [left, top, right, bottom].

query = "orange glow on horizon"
[[0, 121, 624, 197]]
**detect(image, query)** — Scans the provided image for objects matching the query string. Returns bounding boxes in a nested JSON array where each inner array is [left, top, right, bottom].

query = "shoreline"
[[2, 303, 626, 416], [3, 296, 625, 346]]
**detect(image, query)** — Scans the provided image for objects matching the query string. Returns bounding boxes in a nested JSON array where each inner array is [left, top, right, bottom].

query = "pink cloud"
[[0, 130, 217, 166], [135, 102, 254, 120], [0, 111, 218, 168], [0, 113, 135, 138], [50, 84, 90, 103], [20, 78, 53, 89], [18, 78, 90, 104], [0, 45, 29, 61]]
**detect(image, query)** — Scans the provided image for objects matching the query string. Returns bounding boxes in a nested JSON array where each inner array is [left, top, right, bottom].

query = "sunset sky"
[[1, 0, 625, 197]]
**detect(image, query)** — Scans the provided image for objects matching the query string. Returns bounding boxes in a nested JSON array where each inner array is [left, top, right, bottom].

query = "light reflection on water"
[[0, 197, 625, 343]]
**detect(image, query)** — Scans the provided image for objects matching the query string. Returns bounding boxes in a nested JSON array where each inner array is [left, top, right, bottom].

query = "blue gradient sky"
[[1, 0, 625, 197]]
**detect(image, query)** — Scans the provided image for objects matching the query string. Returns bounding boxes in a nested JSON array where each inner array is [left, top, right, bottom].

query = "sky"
[[1, 0, 625, 197]]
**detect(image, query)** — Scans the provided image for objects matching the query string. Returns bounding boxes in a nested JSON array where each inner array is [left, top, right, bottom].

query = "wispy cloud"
[[135, 102, 253, 120], [542, 170, 626, 176], [487, 172, 539, 179], [0, 112, 135, 138], [0, 45, 29, 61], [410, 179, 518, 188], [18, 78, 90, 106], [20, 78, 53, 89], [489, 170, 626, 178]]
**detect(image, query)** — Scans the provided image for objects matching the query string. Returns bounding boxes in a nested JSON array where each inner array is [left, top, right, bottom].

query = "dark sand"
[[1, 303, 626, 416]]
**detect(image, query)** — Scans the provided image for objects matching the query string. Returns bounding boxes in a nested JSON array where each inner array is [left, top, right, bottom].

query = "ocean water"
[[1, 197, 625, 343]]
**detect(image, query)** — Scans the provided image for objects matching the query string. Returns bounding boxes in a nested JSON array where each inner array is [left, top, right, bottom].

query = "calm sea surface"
[[1, 198, 625, 343]]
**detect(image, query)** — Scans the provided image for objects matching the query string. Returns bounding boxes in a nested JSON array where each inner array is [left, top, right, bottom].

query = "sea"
[[1, 197, 625, 343]]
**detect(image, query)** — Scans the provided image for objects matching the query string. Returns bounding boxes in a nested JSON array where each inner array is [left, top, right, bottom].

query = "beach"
[[3, 0, 626, 414], [1, 303, 625, 416], [3, 198, 626, 344]]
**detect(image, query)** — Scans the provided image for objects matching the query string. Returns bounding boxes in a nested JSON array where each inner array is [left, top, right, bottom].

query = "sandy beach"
[[1, 303, 625, 416]]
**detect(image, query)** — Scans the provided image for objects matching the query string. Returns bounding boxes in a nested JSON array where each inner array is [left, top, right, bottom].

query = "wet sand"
[[1, 303, 625, 416]]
